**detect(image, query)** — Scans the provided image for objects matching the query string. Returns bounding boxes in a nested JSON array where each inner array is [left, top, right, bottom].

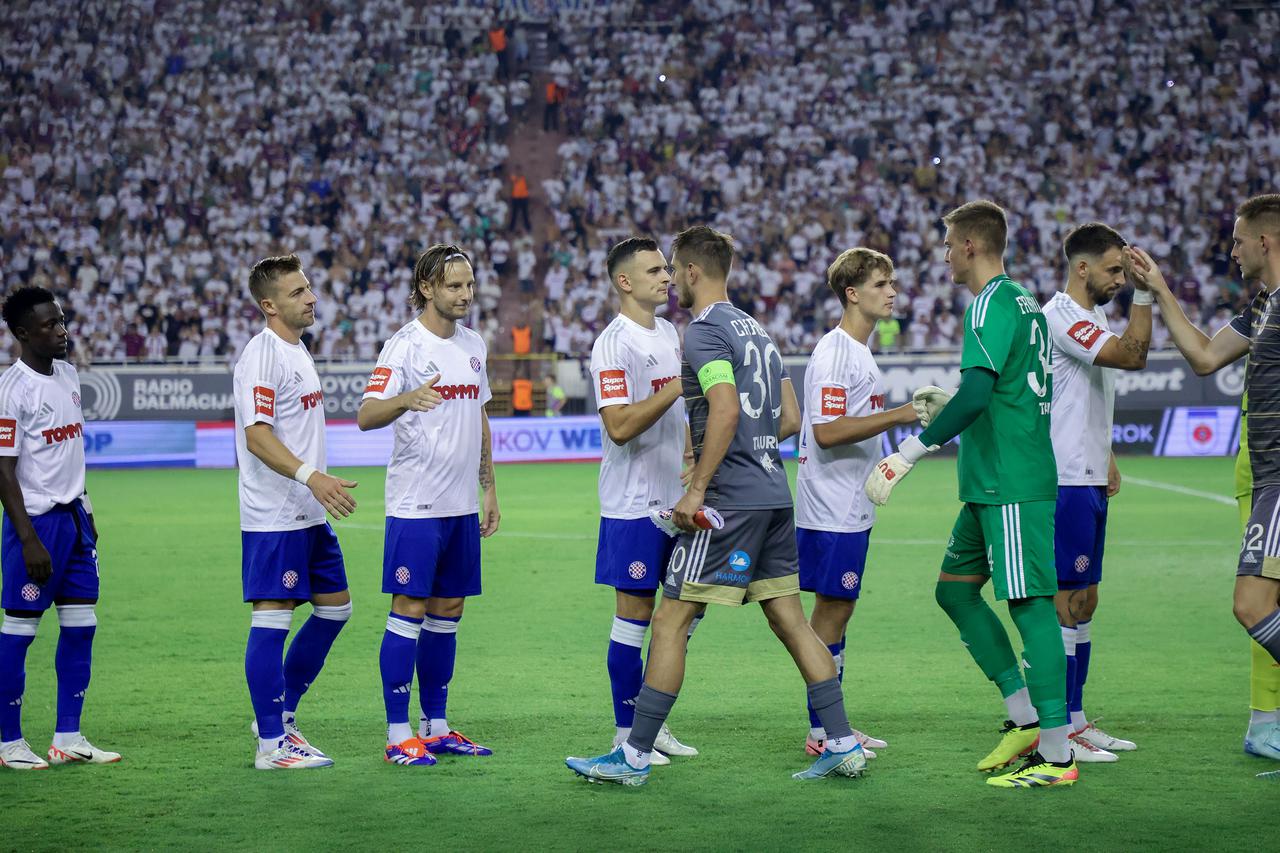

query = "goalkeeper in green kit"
[[866, 200, 1077, 788]]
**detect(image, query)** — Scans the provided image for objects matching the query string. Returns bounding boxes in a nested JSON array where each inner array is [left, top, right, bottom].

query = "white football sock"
[[52, 731, 81, 748], [825, 735, 855, 753], [1039, 724, 1071, 763], [808, 726, 825, 741], [428, 718, 450, 738], [258, 736, 283, 753], [621, 741, 650, 769], [387, 722, 413, 744], [1249, 709, 1278, 728], [615, 726, 632, 744], [1003, 687, 1038, 727], [1070, 710, 1087, 732]]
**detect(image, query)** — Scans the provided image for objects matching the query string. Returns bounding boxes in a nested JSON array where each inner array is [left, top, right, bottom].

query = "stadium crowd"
[[1, 0, 1277, 363]]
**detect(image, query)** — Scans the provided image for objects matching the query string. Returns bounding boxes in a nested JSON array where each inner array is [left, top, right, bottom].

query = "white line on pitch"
[[1124, 476, 1236, 506]]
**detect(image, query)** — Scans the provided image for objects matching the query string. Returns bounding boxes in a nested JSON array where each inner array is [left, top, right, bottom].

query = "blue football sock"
[[1073, 620, 1092, 715], [245, 609, 293, 742], [381, 613, 422, 727], [807, 640, 844, 730], [0, 616, 40, 742], [283, 602, 351, 718], [607, 617, 648, 729], [1062, 624, 1079, 721], [418, 614, 460, 726], [54, 605, 97, 733]]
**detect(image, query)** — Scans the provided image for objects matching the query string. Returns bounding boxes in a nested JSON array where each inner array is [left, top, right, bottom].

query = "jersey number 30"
[[741, 340, 783, 419]]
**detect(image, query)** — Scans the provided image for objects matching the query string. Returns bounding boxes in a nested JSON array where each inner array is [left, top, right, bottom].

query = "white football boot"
[[1068, 731, 1117, 763], [47, 735, 121, 765], [654, 723, 698, 757], [252, 719, 331, 763], [0, 738, 49, 770], [1074, 721, 1135, 752]]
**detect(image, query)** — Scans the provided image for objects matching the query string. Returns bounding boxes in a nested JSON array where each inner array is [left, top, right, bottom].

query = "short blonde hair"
[[943, 200, 1008, 257], [827, 248, 893, 306]]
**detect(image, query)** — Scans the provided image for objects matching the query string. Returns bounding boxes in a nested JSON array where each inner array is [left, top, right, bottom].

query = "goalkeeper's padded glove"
[[865, 434, 937, 506], [911, 385, 953, 429]]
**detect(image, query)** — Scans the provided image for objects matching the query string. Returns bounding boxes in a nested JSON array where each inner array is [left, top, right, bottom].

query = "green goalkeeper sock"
[[935, 581, 1022, 693], [1008, 595, 1068, 731]]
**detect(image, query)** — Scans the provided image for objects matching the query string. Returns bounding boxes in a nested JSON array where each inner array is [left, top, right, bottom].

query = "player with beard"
[[1043, 222, 1152, 762], [360, 244, 500, 766]]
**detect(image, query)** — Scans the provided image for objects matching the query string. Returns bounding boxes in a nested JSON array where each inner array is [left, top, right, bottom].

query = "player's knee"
[[392, 595, 428, 620], [1234, 596, 1269, 630], [313, 601, 352, 622], [935, 579, 980, 613]]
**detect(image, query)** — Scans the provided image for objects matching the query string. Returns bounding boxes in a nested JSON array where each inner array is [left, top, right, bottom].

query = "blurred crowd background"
[[2, 0, 1276, 366]]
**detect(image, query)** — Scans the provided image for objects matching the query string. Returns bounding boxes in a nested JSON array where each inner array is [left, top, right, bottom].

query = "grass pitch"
[[1, 457, 1269, 851]]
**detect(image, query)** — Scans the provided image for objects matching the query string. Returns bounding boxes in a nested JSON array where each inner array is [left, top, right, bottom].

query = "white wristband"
[[293, 463, 317, 485], [898, 434, 934, 464], [1131, 289, 1154, 306]]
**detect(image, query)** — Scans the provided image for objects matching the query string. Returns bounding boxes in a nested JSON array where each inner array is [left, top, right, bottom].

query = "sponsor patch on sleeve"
[[1067, 320, 1104, 349], [365, 366, 393, 394], [599, 369, 628, 400], [0, 418, 16, 448], [253, 386, 276, 417], [820, 386, 847, 416]]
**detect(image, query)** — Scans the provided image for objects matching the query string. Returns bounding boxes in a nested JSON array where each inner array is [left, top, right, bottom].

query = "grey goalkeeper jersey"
[[680, 301, 792, 510]]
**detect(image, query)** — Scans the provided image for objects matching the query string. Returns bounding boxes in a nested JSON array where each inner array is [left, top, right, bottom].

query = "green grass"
[[0, 457, 1270, 851]]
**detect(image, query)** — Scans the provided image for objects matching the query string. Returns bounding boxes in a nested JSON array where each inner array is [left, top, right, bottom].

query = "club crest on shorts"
[[20, 583, 40, 602], [628, 561, 646, 580], [281, 570, 300, 590], [1074, 555, 1090, 573], [470, 357, 482, 373], [841, 571, 859, 590], [728, 550, 751, 572], [395, 566, 411, 585]]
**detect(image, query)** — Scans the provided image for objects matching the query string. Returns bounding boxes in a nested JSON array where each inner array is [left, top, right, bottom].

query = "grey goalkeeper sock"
[[1248, 608, 1280, 664], [807, 677, 853, 741], [626, 685, 678, 754]]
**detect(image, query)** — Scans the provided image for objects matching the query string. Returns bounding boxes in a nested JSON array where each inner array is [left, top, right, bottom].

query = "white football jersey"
[[0, 359, 87, 515], [233, 329, 328, 532], [1044, 291, 1117, 486], [590, 314, 685, 519], [363, 320, 491, 519], [795, 327, 885, 533]]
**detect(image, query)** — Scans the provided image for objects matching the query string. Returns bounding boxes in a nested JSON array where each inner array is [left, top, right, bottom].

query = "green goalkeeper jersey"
[[956, 274, 1058, 504]]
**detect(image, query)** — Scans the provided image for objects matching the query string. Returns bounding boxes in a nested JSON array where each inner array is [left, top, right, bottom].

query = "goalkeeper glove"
[[865, 434, 937, 506], [911, 386, 953, 429]]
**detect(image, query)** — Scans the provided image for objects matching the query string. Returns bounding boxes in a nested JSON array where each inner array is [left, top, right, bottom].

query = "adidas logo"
[[645, 354, 658, 368], [39, 402, 54, 418], [424, 361, 441, 376], [1244, 552, 1259, 564], [393, 683, 412, 694]]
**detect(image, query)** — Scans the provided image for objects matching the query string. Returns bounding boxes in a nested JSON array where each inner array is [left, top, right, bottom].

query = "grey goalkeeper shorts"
[[662, 507, 799, 606]]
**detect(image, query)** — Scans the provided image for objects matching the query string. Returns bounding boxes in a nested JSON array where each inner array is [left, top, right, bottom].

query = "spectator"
[[509, 172, 532, 232]]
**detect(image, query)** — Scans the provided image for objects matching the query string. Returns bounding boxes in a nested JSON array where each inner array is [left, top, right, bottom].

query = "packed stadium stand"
[[2, 0, 1277, 365]]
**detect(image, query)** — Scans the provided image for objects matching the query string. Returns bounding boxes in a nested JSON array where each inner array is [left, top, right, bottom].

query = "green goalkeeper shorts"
[[940, 500, 1057, 601]]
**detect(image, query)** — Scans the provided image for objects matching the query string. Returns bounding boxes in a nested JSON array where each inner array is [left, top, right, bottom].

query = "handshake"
[[864, 385, 951, 506]]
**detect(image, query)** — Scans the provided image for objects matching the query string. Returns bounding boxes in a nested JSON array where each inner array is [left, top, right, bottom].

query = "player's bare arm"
[[0, 456, 52, 583], [597, 375, 682, 445], [479, 411, 500, 537], [777, 378, 800, 441], [244, 422, 358, 518], [1093, 263, 1152, 371], [674, 383, 737, 531], [1128, 247, 1248, 374], [813, 401, 916, 448], [356, 373, 443, 431]]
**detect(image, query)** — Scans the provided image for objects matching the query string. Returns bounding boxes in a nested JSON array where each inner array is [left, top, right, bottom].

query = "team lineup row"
[[2, 196, 1279, 785]]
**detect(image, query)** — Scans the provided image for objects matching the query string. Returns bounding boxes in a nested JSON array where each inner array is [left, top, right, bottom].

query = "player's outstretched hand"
[[22, 538, 53, 584], [480, 490, 500, 538], [672, 488, 705, 532], [911, 386, 952, 429], [1124, 247, 1168, 295], [865, 453, 914, 506], [402, 374, 443, 413], [307, 472, 358, 519]]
